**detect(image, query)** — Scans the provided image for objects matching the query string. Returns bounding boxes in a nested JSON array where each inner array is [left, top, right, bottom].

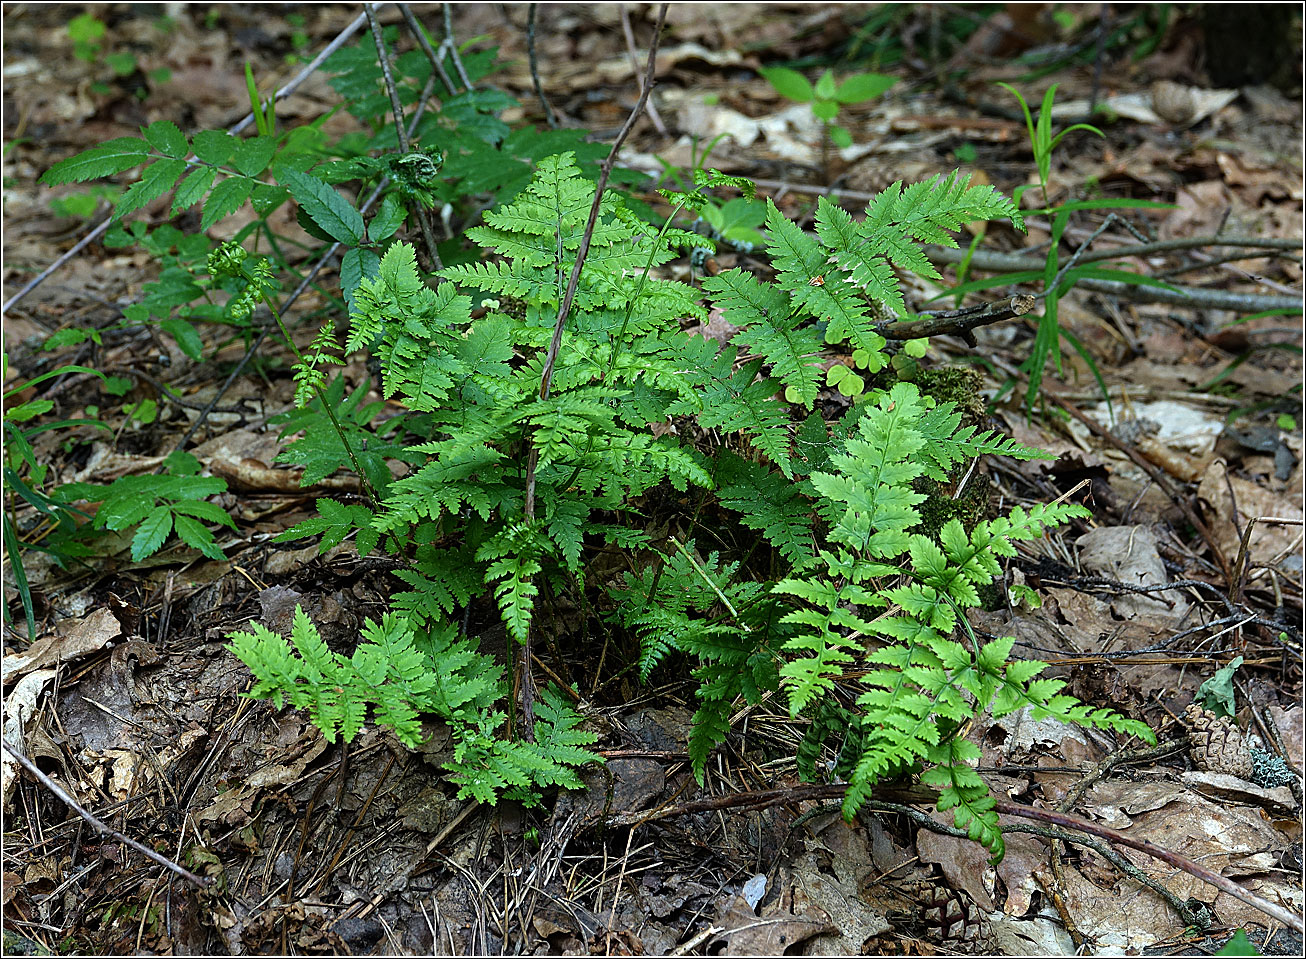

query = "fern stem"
[[671, 537, 747, 628], [267, 301, 381, 511], [515, 3, 668, 745]]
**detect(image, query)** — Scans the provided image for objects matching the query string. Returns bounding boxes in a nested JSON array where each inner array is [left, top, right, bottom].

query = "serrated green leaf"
[[132, 505, 173, 561], [160, 317, 204, 360], [41, 138, 149, 186], [340, 246, 380, 312], [232, 135, 277, 177], [280, 168, 364, 245], [171, 499, 237, 528], [113, 157, 187, 220], [143, 120, 189, 158], [369, 193, 406, 242], [171, 166, 215, 213], [191, 130, 235, 165], [173, 513, 226, 560], [200, 176, 254, 230]]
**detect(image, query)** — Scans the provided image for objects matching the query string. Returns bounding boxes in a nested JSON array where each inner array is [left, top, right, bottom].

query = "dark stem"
[[399, 3, 458, 98], [526, 5, 559, 128], [365, 3, 443, 271], [442, 3, 473, 90], [516, 2, 669, 741]]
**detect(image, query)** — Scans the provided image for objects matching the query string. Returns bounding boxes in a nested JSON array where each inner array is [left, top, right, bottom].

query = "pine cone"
[[1183, 703, 1254, 779], [917, 881, 993, 954]]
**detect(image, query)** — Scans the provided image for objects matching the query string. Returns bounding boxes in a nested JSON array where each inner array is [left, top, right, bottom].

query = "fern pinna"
[[229, 153, 1152, 847]]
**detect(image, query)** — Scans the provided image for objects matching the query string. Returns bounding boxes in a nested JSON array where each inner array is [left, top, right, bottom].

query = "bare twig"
[[1229, 514, 1304, 606], [526, 5, 559, 128], [2, 737, 212, 889], [876, 294, 1035, 341], [399, 3, 458, 99], [366, 3, 443, 271], [3, 10, 370, 316], [517, 3, 669, 741], [619, 4, 668, 136], [442, 3, 473, 90]]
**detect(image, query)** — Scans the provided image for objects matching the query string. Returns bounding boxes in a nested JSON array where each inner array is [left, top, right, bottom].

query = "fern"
[[702, 268, 823, 406], [766, 381, 1153, 859], [229, 607, 600, 804], [208, 148, 1147, 850], [716, 453, 817, 571]]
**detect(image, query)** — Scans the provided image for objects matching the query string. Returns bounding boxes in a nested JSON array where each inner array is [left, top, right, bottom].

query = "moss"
[[912, 365, 987, 425], [907, 365, 1007, 609], [915, 471, 992, 540]]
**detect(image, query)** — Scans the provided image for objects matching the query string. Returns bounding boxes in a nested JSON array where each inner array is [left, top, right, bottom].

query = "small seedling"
[[759, 66, 897, 150]]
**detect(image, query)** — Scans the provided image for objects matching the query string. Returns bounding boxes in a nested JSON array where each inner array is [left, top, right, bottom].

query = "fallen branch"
[[877, 294, 1035, 341], [2, 737, 212, 889], [599, 779, 1304, 933]]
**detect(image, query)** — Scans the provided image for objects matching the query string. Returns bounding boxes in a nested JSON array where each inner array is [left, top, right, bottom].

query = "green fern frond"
[[716, 453, 816, 570], [705, 268, 823, 407], [476, 523, 546, 643]]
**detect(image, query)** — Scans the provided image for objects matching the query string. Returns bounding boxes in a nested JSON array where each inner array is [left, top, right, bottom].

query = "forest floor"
[[2, 4, 1303, 955]]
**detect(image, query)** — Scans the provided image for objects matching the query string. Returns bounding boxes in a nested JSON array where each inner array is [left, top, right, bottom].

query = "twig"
[[526, 5, 559, 129], [3, 10, 370, 316], [399, 3, 458, 99], [619, 4, 668, 137], [595, 777, 1303, 932], [516, 2, 669, 741], [992, 799, 1303, 932], [366, 3, 443, 271], [876, 294, 1035, 341], [1229, 515, 1304, 606], [2, 737, 212, 889], [1046, 213, 1143, 295], [442, 3, 472, 90]]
